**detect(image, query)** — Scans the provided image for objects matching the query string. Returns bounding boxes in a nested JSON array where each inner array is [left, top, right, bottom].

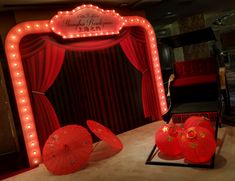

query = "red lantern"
[[155, 123, 182, 156], [184, 116, 214, 135], [179, 126, 216, 163]]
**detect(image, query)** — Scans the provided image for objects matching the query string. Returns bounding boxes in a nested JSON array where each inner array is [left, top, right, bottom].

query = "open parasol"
[[155, 123, 183, 156], [179, 126, 216, 163], [42, 125, 93, 175], [87, 120, 123, 151]]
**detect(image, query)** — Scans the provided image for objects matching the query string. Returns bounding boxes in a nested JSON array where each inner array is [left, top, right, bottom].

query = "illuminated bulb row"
[[144, 25, 168, 114], [5, 21, 50, 167], [125, 16, 167, 113], [57, 31, 121, 39]]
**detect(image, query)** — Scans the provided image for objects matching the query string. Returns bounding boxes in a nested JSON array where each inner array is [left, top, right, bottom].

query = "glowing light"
[[22, 107, 28, 112], [163, 126, 168, 132]]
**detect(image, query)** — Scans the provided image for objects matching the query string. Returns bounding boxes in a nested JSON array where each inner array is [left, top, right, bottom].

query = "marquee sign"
[[5, 4, 167, 167], [50, 5, 124, 38]]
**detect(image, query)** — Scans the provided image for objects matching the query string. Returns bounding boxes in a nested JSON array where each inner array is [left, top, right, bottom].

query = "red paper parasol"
[[87, 120, 123, 150], [42, 125, 93, 175], [184, 116, 214, 135], [155, 123, 183, 156], [179, 126, 216, 163]]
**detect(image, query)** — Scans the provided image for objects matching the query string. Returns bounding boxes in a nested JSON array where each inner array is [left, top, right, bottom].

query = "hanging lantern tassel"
[[155, 123, 183, 156], [179, 127, 217, 163]]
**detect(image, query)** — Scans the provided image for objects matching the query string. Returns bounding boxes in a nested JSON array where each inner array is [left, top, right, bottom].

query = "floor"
[[2, 121, 235, 181]]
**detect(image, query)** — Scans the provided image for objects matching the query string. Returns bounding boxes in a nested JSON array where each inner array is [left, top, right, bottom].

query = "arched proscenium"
[[5, 4, 167, 167]]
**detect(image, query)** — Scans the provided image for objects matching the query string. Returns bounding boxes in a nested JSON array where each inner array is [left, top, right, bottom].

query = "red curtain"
[[19, 27, 161, 148], [46, 45, 149, 135], [21, 37, 65, 149], [43, 27, 161, 120], [120, 27, 161, 120]]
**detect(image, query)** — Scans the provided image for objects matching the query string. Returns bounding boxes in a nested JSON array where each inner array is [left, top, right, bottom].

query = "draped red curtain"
[[21, 37, 65, 149], [46, 45, 148, 135], [19, 27, 161, 148], [120, 27, 161, 120]]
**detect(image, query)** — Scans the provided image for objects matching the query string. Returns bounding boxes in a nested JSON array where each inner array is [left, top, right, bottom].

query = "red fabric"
[[47, 45, 150, 135], [155, 123, 182, 156], [184, 116, 214, 135], [174, 57, 217, 78], [120, 27, 161, 120], [87, 120, 123, 150], [179, 127, 216, 163], [21, 39, 65, 149], [20, 27, 161, 150], [172, 74, 217, 87], [43, 125, 93, 175], [43, 27, 161, 120]]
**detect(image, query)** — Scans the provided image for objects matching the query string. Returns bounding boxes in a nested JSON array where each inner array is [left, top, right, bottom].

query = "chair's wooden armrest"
[[167, 74, 175, 97], [219, 67, 226, 90]]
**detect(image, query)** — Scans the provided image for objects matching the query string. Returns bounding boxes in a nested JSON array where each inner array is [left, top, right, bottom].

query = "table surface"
[[3, 121, 235, 181]]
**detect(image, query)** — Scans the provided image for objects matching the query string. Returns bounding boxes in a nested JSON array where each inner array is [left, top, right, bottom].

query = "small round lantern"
[[179, 126, 216, 163], [155, 123, 182, 156], [184, 116, 214, 135]]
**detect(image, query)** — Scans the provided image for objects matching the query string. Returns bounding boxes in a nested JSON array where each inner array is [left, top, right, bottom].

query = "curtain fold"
[[21, 38, 65, 149], [120, 27, 161, 120], [46, 45, 148, 135], [19, 26, 161, 148]]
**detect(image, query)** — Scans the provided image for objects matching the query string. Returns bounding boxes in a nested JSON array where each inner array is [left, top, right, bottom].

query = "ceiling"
[[0, 0, 234, 26]]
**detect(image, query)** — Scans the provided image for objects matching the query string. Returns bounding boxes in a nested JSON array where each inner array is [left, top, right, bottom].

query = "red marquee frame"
[[5, 4, 167, 167]]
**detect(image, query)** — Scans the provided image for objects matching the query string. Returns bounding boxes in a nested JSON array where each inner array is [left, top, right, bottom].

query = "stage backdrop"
[[20, 27, 161, 149]]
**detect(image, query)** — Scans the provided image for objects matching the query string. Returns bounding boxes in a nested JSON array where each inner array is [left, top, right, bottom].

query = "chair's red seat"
[[170, 57, 219, 104]]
